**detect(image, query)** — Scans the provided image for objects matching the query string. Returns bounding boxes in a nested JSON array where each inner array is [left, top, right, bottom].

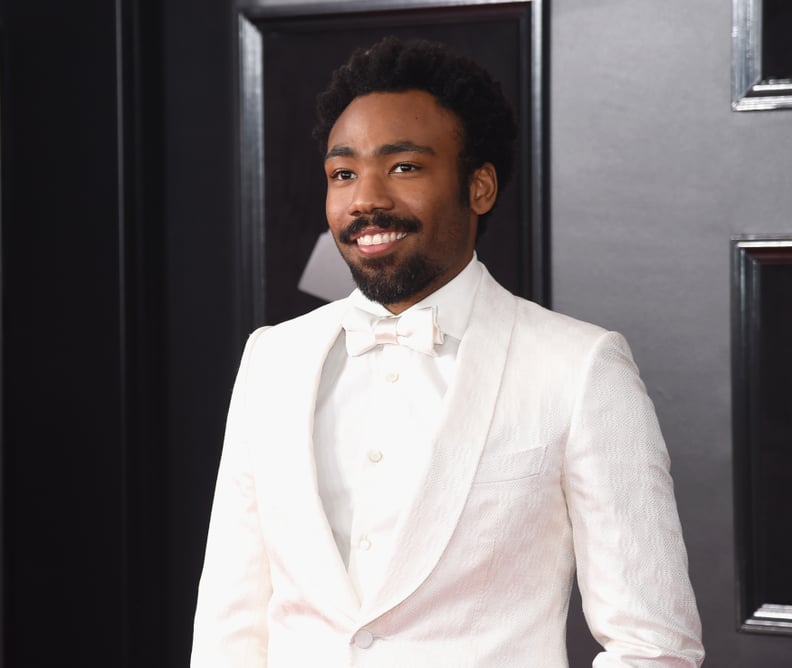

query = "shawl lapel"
[[252, 302, 361, 623], [357, 268, 517, 623]]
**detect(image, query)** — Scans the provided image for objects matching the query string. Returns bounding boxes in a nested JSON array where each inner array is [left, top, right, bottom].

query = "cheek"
[[416, 195, 464, 233], [325, 192, 345, 229], [400, 187, 438, 220]]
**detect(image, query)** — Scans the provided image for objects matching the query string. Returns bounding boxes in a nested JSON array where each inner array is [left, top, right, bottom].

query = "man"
[[192, 37, 704, 667]]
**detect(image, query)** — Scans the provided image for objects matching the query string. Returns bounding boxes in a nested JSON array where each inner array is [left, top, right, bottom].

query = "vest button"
[[353, 629, 374, 649]]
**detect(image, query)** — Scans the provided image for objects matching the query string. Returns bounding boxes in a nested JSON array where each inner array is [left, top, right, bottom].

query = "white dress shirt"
[[313, 256, 482, 600]]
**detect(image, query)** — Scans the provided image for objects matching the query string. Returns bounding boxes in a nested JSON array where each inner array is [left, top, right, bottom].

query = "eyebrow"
[[324, 141, 436, 161]]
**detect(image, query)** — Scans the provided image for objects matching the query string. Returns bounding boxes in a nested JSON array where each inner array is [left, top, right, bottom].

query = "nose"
[[346, 173, 394, 217]]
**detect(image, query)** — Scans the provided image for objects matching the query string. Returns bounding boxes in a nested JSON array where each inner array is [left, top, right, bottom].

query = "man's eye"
[[331, 169, 355, 181], [392, 163, 418, 174]]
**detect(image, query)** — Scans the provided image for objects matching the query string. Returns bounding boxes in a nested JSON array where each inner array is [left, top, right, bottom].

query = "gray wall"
[[552, 1, 792, 666]]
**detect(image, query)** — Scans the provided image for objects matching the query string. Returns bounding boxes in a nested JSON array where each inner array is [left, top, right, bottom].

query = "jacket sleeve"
[[191, 328, 272, 667], [563, 331, 705, 667]]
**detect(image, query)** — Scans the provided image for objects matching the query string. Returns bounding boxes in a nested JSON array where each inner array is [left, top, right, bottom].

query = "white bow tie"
[[342, 306, 444, 356]]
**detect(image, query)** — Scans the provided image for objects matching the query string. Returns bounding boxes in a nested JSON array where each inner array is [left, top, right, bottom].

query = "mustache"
[[338, 212, 421, 245]]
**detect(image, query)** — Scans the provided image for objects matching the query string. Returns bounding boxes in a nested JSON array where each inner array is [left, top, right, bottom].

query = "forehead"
[[327, 90, 463, 155]]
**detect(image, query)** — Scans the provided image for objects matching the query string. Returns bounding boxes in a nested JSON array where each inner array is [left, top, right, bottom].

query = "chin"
[[347, 252, 444, 306]]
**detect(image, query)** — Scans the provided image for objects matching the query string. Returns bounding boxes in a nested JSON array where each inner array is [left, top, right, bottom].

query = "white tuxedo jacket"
[[191, 265, 704, 667]]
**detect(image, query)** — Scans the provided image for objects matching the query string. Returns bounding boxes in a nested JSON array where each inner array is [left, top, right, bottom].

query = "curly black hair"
[[313, 36, 518, 232]]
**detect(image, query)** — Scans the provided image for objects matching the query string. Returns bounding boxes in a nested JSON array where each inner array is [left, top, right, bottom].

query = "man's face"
[[324, 90, 484, 313]]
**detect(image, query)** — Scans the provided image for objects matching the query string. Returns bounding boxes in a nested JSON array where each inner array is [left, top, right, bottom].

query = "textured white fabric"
[[313, 258, 480, 598], [191, 262, 705, 668]]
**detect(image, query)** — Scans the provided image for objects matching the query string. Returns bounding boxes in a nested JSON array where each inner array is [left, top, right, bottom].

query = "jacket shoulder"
[[515, 298, 608, 345], [245, 298, 348, 352], [478, 267, 608, 352]]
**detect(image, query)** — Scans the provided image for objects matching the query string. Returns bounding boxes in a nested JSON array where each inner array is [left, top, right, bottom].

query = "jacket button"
[[353, 629, 374, 649]]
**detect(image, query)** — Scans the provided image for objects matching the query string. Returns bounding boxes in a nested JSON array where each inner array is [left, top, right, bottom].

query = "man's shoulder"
[[479, 267, 607, 346], [485, 280, 627, 376], [273, 298, 348, 330], [250, 298, 347, 341], [515, 297, 607, 342]]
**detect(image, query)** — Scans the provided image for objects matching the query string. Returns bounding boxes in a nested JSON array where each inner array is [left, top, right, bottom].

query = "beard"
[[349, 253, 444, 305], [338, 212, 445, 306]]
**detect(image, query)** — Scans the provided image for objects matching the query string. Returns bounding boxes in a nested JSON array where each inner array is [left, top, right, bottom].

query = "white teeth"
[[357, 231, 407, 246]]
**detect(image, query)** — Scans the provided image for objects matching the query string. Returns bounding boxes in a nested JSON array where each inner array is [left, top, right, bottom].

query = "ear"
[[468, 162, 498, 216]]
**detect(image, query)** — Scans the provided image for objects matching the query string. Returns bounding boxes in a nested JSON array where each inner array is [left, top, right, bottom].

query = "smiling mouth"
[[356, 231, 408, 247]]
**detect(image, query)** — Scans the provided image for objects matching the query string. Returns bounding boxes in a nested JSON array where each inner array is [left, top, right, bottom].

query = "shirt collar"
[[347, 253, 482, 341]]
